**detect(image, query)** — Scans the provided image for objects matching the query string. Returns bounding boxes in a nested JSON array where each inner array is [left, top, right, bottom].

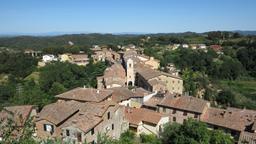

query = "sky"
[[0, 0, 256, 34]]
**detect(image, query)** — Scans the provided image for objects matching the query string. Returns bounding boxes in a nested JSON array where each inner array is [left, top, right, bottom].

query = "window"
[[112, 124, 114, 130], [43, 124, 47, 131], [194, 114, 199, 119], [183, 112, 187, 116], [66, 129, 70, 136], [173, 117, 176, 122], [129, 64, 131, 68], [77, 132, 82, 142], [172, 110, 176, 114], [91, 128, 94, 135], [43, 124, 54, 133], [159, 125, 162, 132], [107, 112, 110, 119]]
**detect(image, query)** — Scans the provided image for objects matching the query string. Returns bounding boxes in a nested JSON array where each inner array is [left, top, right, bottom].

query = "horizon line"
[[0, 30, 256, 37]]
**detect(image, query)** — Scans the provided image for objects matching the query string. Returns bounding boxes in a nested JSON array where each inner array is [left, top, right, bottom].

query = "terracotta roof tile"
[[37, 99, 117, 128], [136, 67, 162, 80], [159, 96, 209, 114], [143, 93, 175, 108], [109, 87, 134, 103], [0, 105, 34, 127], [125, 107, 165, 126], [61, 112, 102, 133], [71, 54, 89, 61], [37, 101, 81, 125], [55, 87, 113, 102], [132, 87, 154, 98], [200, 107, 256, 131], [60, 100, 118, 132], [103, 63, 126, 86], [136, 66, 181, 80]]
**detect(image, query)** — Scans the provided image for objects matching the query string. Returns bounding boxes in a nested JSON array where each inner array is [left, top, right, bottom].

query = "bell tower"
[[126, 58, 135, 86]]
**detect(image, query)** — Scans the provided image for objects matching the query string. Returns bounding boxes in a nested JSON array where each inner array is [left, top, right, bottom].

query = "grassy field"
[[219, 80, 256, 109], [24, 72, 40, 84]]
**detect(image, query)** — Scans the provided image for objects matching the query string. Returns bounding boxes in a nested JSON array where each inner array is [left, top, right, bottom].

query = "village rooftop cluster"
[[1, 44, 256, 144]]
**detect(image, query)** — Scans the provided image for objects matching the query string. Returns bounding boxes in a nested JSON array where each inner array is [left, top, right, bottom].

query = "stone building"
[[121, 50, 183, 94], [35, 101, 80, 139], [35, 87, 128, 143], [0, 105, 37, 140], [135, 66, 183, 94], [24, 49, 42, 57], [124, 107, 169, 136], [126, 58, 135, 86], [97, 63, 126, 89], [91, 49, 121, 63], [110, 87, 156, 108], [61, 101, 127, 143], [157, 95, 210, 124], [142, 92, 256, 143], [201, 107, 256, 140], [70, 54, 89, 66]]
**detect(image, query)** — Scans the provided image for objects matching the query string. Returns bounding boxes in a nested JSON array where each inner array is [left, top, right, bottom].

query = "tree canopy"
[[160, 119, 234, 144]]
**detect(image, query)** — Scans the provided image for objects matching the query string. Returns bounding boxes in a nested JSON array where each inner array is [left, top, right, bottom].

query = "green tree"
[[218, 57, 244, 80], [0, 115, 37, 144], [119, 130, 136, 144], [48, 82, 66, 96], [140, 133, 161, 144], [210, 130, 234, 144], [9, 80, 52, 108], [216, 90, 235, 107], [0, 51, 38, 78], [160, 119, 233, 144], [237, 44, 256, 77]]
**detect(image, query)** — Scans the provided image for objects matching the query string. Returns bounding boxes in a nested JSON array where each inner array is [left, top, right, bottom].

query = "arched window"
[[128, 81, 133, 86]]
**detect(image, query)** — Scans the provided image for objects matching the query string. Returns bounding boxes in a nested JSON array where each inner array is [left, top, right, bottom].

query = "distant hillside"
[[0, 31, 255, 50], [234, 30, 256, 36], [0, 33, 204, 50], [0, 34, 142, 50]]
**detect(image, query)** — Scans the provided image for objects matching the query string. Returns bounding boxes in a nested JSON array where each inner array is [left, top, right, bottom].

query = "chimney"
[[72, 120, 77, 124], [79, 113, 84, 116], [220, 111, 226, 117]]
